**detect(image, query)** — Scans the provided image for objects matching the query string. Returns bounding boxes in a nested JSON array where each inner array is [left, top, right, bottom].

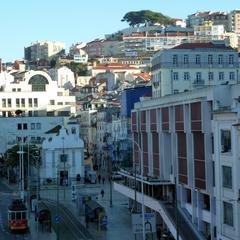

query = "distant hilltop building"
[[187, 10, 240, 34], [24, 41, 65, 62]]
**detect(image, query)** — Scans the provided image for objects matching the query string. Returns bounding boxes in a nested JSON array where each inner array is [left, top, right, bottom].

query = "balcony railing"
[[192, 79, 205, 88]]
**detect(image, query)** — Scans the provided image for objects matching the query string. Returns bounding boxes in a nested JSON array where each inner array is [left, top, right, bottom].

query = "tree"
[[65, 62, 88, 77], [121, 10, 174, 27], [4, 144, 40, 175]]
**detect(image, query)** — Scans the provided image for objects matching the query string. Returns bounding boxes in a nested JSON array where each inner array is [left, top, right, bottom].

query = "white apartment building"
[[49, 66, 75, 88], [151, 42, 240, 98], [114, 84, 240, 240], [194, 22, 225, 40], [123, 32, 194, 54], [228, 10, 240, 34], [77, 109, 97, 151], [73, 49, 88, 64], [0, 70, 76, 117], [41, 124, 84, 185], [24, 41, 65, 61], [0, 116, 67, 155]]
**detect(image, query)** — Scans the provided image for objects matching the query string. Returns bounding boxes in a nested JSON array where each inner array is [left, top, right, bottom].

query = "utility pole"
[[175, 177, 179, 240], [108, 154, 113, 208], [57, 169, 60, 240]]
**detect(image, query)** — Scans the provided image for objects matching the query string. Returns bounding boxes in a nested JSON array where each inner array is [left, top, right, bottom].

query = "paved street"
[[43, 199, 93, 240], [40, 178, 135, 240]]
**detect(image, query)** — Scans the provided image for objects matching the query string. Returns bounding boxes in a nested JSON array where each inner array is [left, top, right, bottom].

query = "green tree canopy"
[[65, 62, 88, 77], [121, 10, 174, 27], [5, 144, 40, 169]]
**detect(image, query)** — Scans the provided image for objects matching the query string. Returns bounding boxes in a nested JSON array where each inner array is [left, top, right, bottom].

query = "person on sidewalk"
[[100, 189, 105, 198], [98, 174, 101, 184], [102, 177, 105, 185]]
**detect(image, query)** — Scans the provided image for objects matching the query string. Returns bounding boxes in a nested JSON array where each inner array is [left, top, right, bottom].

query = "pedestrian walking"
[[102, 177, 105, 185], [98, 174, 101, 184], [100, 189, 105, 198]]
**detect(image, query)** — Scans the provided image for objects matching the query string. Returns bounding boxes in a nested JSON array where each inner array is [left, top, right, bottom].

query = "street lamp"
[[123, 137, 145, 240]]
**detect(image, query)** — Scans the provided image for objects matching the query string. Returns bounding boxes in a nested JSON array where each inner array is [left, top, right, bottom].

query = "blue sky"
[[1, 0, 239, 62]]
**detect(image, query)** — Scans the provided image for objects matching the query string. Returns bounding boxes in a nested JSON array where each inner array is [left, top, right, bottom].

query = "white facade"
[[151, 42, 240, 98], [49, 66, 75, 88], [24, 41, 65, 61], [228, 10, 240, 34], [0, 116, 66, 154], [77, 109, 97, 150], [0, 70, 76, 117], [213, 94, 240, 240], [73, 49, 88, 64], [41, 124, 84, 185]]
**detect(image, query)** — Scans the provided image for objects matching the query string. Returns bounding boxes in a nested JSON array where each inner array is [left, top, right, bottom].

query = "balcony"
[[119, 168, 172, 185], [192, 79, 205, 88], [114, 182, 205, 240]]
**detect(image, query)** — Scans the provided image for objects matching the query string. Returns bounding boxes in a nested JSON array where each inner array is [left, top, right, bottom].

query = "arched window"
[[29, 74, 49, 91]]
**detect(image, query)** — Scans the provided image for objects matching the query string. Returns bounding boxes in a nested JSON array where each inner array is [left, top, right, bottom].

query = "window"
[[36, 123, 41, 130], [184, 72, 190, 80], [196, 54, 201, 64], [12, 88, 16, 92], [203, 194, 210, 211], [34, 98, 38, 107], [31, 123, 35, 130], [208, 55, 213, 64], [229, 72, 235, 81], [173, 55, 178, 64], [208, 72, 214, 81], [16, 99, 20, 107], [17, 123, 22, 130], [223, 202, 233, 226], [186, 189, 192, 203], [229, 55, 234, 64], [50, 100, 55, 105], [17, 88, 21, 92], [28, 98, 32, 107], [28, 74, 49, 91], [196, 72, 202, 81], [222, 166, 232, 188], [21, 99, 25, 107], [183, 55, 189, 64], [7, 99, 12, 107], [2, 99, 6, 108], [219, 72, 224, 81], [221, 130, 231, 153], [173, 89, 179, 94], [173, 72, 178, 80], [218, 55, 223, 64], [23, 123, 27, 130], [57, 102, 63, 105]]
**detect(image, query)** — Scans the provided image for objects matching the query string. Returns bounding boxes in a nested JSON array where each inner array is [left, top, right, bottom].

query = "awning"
[[86, 200, 104, 211]]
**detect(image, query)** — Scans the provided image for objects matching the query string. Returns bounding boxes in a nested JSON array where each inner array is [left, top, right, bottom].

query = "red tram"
[[8, 199, 28, 232]]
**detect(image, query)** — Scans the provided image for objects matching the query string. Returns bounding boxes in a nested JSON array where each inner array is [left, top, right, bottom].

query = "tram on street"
[[8, 199, 28, 232]]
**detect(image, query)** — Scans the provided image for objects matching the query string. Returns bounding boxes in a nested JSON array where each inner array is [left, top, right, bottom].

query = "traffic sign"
[[101, 215, 108, 225], [132, 213, 156, 234], [55, 215, 61, 223]]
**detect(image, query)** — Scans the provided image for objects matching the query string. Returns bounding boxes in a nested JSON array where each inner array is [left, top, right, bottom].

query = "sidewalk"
[[40, 180, 134, 240]]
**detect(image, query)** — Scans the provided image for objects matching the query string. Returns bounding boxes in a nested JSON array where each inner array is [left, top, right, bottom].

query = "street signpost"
[[132, 212, 156, 234]]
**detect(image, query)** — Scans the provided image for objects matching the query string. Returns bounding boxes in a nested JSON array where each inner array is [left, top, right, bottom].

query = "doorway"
[[60, 170, 68, 186]]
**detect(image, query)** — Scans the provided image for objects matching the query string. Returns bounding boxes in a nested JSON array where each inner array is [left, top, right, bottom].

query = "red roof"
[[133, 72, 151, 81], [94, 63, 139, 70], [173, 42, 234, 50]]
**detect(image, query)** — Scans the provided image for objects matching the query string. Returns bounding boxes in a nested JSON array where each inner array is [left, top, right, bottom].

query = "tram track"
[[43, 199, 93, 240]]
